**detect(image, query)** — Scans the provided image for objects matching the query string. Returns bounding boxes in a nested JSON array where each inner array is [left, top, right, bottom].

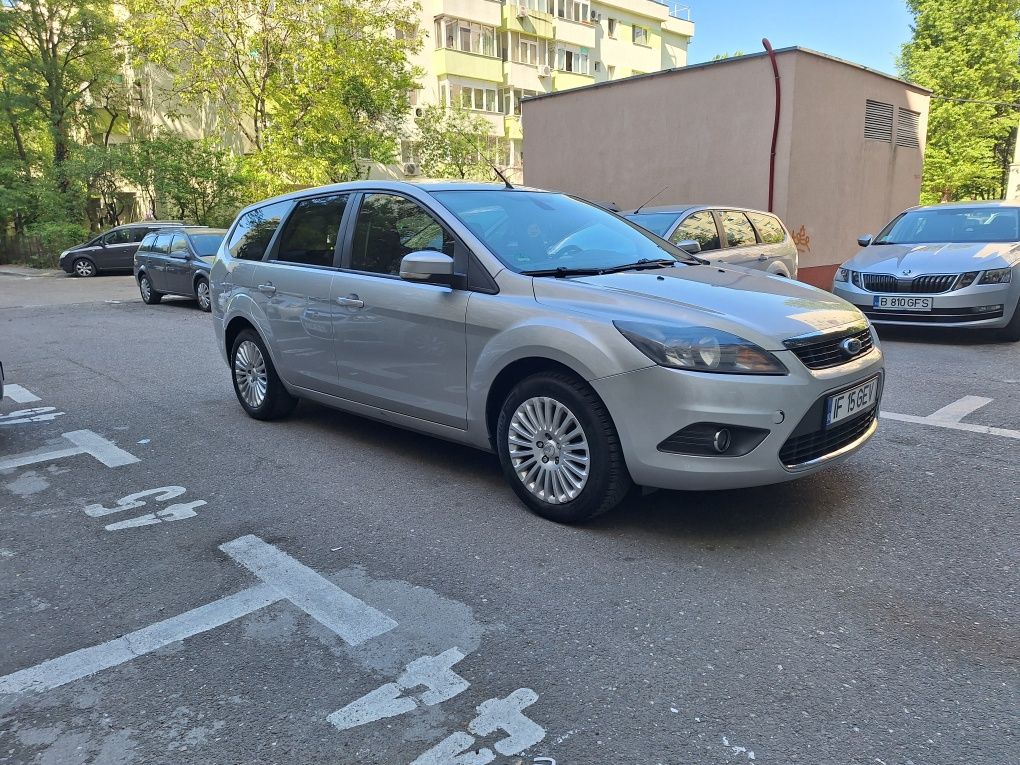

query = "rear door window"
[[670, 211, 721, 252], [170, 234, 190, 256], [138, 234, 158, 254], [272, 194, 348, 267], [227, 201, 293, 261], [747, 213, 786, 244], [719, 211, 759, 248], [151, 234, 172, 254]]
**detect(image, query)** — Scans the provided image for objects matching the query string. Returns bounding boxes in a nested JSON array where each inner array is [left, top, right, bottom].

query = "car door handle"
[[257, 282, 277, 296], [336, 295, 364, 308]]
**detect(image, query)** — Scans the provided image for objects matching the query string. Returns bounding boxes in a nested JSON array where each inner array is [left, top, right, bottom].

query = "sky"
[[684, 0, 915, 77]]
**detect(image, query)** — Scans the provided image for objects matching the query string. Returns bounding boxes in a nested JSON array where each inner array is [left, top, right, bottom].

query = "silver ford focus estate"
[[210, 181, 884, 523]]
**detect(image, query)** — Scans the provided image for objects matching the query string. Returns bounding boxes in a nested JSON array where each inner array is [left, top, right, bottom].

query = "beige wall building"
[[521, 47, 931, 287]]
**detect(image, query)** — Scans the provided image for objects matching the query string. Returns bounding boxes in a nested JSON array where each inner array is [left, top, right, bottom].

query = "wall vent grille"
[[864, 99, 894, 142], [896, 108, 921, 148]]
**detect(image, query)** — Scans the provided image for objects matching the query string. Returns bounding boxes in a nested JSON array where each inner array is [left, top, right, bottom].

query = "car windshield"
[[624, 213, 680, 237], [191, 233, 225, 256], [875, 207, 1020, 244], [433, 190, 695, 272]]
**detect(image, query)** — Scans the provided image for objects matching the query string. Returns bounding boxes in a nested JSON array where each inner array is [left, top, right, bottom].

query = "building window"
[[435, 17, 497, 58], [632, 25, 650, 46], [556, 43, 590, 75], [864, 99, 894, 142], [509, 32, 550, 67], [447, 82, 501, 113], [501, 87, 539, 116], [896, 108, 921, 148], [554, 0, 590, 23], [607, 64, 615, 80], [607, 18, 617, 38]]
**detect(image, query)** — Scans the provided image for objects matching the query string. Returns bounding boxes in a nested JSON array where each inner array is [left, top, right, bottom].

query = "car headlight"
[[615, 321, 788, 375], [835, 268, 850, 282], [978, 268, 1012, 285]]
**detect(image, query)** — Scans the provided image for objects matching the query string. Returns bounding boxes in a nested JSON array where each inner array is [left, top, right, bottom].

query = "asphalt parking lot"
[[0, 272, 1017, 765]]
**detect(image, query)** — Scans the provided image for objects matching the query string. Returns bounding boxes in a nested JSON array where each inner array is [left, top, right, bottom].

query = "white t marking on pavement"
[[0, 430, 139, 471], [328, 648, 469, 731], [0, 536, 397, 694], [882, 397, 1019, 440], [221, 535, 397, 646], [2, 384, 42, 404]]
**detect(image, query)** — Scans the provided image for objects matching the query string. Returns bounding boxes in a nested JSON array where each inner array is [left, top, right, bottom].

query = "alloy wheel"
[[74, 260, 95, 277], [234, 340, 268, 409], [139, 276, 151, 300], [196, 280, 211, 310], [507, 396, 590, 504]]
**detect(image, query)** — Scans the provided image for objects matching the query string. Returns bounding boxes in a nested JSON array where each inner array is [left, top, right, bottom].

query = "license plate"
[[826, 377, 879, 428], [872, 295, 933, 311]]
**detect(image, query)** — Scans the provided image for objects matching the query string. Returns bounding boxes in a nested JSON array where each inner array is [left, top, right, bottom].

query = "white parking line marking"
[[0, 583, 282, 694], [927, 395, 992, 423], [328, 648, 469, 732], [2, 384, 41, 404], [0, 430, 139, 472], [0, 536, 398, 695], [221, 535, 397, 646]]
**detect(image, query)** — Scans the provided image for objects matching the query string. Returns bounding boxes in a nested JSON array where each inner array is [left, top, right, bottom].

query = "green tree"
[[413, 104, 505, 180], [900, 0, 1020, 202]]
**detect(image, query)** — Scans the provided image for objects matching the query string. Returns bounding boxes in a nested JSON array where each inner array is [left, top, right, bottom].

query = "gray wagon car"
[[58, 221, 185, 277], [134, 227, 226, 311], [833, 201, 1020, 341], [624, 205, 799, 278], [210, 181, 882, 523]]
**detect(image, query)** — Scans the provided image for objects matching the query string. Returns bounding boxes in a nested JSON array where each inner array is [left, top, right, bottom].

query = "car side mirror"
[[399, 251, 455, 286], [675, 239, 702, 255], [857, 234, 873, 247]]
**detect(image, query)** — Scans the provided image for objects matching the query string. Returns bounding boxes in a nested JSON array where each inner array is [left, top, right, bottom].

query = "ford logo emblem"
[[901, 269, 912, 276], [840, 337, 863, 357]]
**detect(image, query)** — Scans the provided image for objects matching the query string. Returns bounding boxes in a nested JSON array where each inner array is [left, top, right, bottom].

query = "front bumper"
[[832, 280, 1019, 329], [591, 346, 884, 491]]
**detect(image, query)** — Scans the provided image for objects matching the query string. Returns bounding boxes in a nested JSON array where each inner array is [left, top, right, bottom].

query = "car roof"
[[621, 204, 777, 216], [904, 200, 1020, 211], [141, 226, 226, 236], [234, 180, 550, 217], [118, 220, 186, 227]]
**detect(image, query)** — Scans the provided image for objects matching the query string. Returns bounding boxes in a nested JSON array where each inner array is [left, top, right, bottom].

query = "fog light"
[[712, 429, 732, 454], [971, 304, 1003, 313]]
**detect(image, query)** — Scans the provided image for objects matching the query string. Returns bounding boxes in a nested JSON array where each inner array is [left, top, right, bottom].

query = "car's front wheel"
[[230, 329, 297, 420], [195, 276, 211, 312], [138, 273, 161, 304], [73, 258, 96, 278], [496, 371, 632, 523]]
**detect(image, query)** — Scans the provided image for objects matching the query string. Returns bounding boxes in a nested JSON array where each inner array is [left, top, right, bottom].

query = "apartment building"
[[399, 0, 695, 177]]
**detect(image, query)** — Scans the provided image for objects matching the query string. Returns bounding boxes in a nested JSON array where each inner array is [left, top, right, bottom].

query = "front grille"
[[784, 327, 874, 370], [779, 408, 877, 467], [862, 273, 957, 294]]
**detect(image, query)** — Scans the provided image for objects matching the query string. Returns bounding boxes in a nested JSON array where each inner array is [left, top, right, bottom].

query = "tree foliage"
[[900, 0, 1020, 202], [414, 105, 506, 180]]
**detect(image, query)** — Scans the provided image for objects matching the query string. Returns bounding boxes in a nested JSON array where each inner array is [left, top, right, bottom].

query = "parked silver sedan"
[[833, 201, 1020, 341], [211, 182, 882, 523], [624, 205, 799, 278]]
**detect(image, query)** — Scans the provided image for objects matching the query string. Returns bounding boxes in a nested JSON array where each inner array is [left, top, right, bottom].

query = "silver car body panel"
[[212, 181, 882, 491]]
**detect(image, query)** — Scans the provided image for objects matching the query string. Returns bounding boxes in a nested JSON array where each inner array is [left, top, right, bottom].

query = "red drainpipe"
[[763, 38, 781, 213]]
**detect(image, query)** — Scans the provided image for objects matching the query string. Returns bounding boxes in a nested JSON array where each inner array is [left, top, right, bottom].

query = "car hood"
[[846, 242, 1020, 273], [533, 264, 865, 349]]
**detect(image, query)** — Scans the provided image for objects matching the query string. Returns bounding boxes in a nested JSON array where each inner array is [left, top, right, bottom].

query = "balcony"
[[433, 49, 505, 83], [650, 1, 691, 19]]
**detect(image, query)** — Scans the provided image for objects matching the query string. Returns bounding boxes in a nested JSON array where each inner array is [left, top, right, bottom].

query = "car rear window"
[[624, 213, 678, 237], [190, 233, 225, 257]]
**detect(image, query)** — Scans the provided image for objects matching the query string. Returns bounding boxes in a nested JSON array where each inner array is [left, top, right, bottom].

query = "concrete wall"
[[521, 48, 929, 288]]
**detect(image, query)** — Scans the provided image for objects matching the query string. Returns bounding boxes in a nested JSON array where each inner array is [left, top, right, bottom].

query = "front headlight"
[[978, 268, 1012, 285], [615, 321, 788, 375], [835, 268, 850, 283]]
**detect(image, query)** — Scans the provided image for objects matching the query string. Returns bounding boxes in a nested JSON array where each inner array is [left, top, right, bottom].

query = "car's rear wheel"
[[230, 329, 297, 420], [138, 273, 162, 304], [195, 276, 211, 312], [73, 258, 96, 278], [496, 371, 631, 523], [999, 298, 1020, 342]]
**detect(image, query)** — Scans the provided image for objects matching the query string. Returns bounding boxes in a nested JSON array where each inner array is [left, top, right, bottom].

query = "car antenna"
[[490, 164, 514, 189], [632, 184, 671, 214]]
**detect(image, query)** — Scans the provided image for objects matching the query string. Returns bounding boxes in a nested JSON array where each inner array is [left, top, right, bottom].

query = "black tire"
[[496, 371, 632, 523], [72, 258, 96, 278], [998, 300, 1020, 342], [194, 276, 212, 312], [137, 272, 162, 304], [230, 328, 297, 420]]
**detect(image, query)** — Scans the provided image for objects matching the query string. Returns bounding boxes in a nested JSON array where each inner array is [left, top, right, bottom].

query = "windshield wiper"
[[523, 259, 682, 278]]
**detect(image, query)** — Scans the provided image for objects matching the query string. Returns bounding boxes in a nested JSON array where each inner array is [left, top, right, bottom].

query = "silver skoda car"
[[210, 181, 883, 523], [833, 201, 1020, 341]]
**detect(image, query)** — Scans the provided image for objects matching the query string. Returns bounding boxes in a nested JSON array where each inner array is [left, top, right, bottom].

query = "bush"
[[23, 221, 90, 268]]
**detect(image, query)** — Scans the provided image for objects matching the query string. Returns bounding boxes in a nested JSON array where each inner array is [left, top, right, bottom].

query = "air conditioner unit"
[[402, 162, 420, 176], [414, 107, 425, 117], [538, 64, 552, 77], [517, 5, 529, 18], [590, 10, 601, 21]]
